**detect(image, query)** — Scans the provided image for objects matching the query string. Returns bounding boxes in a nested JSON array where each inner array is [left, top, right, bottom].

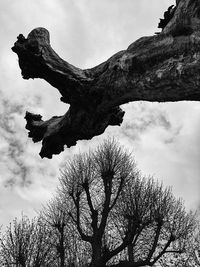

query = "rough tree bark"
[[12, 0, 200, 158]]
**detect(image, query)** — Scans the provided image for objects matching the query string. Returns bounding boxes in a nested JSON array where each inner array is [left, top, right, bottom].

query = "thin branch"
[[150, 235, 174, 265]]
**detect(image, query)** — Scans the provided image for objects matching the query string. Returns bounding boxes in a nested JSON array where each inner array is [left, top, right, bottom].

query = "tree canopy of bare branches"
[[0, 215, 54, 267], [39, 139, 197, 266], [0, 139, 198, 266]]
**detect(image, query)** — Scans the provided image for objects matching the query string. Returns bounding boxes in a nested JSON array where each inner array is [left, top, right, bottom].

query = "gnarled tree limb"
[[12, 0, 200, 158]]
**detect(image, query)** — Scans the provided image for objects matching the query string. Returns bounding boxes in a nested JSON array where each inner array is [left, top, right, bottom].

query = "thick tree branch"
[[99, 173, 113, 236], [109, 175, 125, 211], [147, 222, 163, 261], [12, 0, 200, 158], [83, 182, 99, 232], [69, 193, 92, 243]]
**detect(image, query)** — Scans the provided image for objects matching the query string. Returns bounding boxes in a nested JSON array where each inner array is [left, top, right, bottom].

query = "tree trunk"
[[90, 240, 106, 267], [56, 227, 65, 267], [128, 243, 134, 262], [59, 235, 65, 267], [12, 0, 200, 158]]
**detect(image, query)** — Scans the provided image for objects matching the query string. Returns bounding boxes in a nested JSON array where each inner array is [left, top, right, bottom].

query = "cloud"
[[118, 102, 181, 144], [78, 100, 199, 212], [0, 89, 61, 227], [0, 0, 199, 228], [121, 101, 200, 211], [0, 91, 56, 186]]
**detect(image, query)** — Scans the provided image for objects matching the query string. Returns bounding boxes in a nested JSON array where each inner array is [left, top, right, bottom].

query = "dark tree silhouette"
[[0, 215, 53, 266], [12, 0, 200, 158], [158, 222, 200, 267], [108, 177, 196, 266], [0, 140, 197, 266], [40, 197, 91, 266], [56, 139, 195, 267], [41, 198, 69, 267], [188, 225, 200, 266], [58, 139, 135, 267]]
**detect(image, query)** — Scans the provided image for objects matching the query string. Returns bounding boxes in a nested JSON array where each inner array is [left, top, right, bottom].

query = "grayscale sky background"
[[0, 0, 199, 227]]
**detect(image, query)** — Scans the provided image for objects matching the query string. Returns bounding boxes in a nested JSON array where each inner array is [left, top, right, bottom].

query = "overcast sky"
[[0, 0, 200, 227]]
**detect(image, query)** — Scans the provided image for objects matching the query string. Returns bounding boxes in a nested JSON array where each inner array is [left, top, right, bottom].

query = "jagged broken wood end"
[[24, 107, 124, 159], [12, 0, 200, 158]]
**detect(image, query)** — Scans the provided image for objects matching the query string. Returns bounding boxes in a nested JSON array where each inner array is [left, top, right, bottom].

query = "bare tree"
[[58, 139, 135, 267], [57, 139, 196, 266], [109, 176, 196, 266], [159, 221, 200, 267], [11, 0, 200, 158], [40, 196, 91, 266], [0, 140, 197, 266], [0, 214, 53, 267], [40, 198, 68, 267], [188, 224, 200, 266]]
